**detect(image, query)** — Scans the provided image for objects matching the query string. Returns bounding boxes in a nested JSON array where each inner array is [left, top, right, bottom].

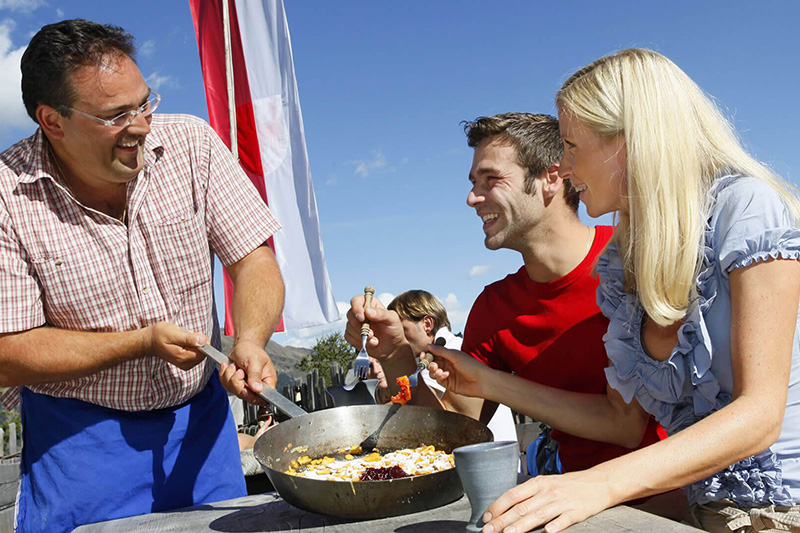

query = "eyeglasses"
[[61, 91, 161, 129]]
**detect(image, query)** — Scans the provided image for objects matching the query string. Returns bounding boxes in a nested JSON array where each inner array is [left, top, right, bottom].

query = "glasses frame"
[[61, 90, 161, 129]]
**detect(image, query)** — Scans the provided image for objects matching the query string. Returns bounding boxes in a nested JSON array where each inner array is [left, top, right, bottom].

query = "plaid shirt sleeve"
[[200, 121, 281, 266], [0, 193, 45, 333]]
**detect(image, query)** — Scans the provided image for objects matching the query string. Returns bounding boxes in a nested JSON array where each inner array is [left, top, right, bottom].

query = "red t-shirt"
[[463, 225, 662, 472]]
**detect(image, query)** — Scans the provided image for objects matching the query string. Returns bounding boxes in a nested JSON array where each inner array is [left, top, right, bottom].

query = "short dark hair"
[[462, 113, 579, 211], [21, 19, 136, 123]]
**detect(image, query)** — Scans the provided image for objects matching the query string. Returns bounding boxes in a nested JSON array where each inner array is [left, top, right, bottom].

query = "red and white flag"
[[189, 0, 339, 334]]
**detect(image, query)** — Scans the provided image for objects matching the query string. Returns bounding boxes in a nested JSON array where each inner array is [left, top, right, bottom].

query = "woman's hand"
[[482, 470, 616, 533], [426, 343, 489, 399]]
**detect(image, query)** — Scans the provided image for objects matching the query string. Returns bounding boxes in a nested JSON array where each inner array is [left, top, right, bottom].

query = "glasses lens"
[[109, 93, 161, 128], [111, 113, 133, 128]]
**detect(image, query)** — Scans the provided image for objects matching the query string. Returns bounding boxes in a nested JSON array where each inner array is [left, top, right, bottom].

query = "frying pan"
[[252, 403, 494, 519], [195, 342, 493, 518]]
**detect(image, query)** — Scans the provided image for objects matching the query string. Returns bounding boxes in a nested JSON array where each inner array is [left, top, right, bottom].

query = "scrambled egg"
[[285, 445, 454, 481]]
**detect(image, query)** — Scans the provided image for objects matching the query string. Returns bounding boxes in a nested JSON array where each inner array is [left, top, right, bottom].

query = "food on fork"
[[390, 375, 412, 405]]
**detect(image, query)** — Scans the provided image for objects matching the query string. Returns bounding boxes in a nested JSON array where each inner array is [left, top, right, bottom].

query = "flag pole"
[[221, 0, 238, 160]]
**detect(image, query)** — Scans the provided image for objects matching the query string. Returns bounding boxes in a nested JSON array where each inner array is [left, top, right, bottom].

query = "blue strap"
[[526, 426, 563, 477]]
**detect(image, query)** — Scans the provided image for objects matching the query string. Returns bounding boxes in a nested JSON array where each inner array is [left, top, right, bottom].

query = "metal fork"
[[406, 340, 443, 388], [352, 285, 374, 380], [406, 358, 428, 389]]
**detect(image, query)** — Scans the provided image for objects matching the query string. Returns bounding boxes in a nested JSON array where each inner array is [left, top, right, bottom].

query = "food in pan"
[[390, 375, 412, 405], [284, 444, 454, 481], [360, 465, 409, 480]]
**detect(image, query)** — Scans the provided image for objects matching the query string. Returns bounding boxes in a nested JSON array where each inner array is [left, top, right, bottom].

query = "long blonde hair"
[[556, 48, 800, 326]]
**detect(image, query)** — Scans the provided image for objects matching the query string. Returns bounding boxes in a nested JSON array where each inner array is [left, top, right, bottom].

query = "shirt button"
[[142, 287, 149, 294]]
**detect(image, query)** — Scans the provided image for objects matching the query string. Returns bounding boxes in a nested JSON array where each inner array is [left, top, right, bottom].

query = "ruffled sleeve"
[[596, 245, 705, 430], [712, 177, 800, 273]]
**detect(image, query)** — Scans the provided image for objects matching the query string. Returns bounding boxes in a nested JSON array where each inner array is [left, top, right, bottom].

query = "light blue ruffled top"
[[597, 174, 800, 507]]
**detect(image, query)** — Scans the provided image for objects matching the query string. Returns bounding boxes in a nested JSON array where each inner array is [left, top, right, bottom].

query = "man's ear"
[[36, 105, 66, 140], [540, 163, 563, 200], [421, 315, 435, 336]]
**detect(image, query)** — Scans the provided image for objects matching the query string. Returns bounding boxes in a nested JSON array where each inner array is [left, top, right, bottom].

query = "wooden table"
[[75, 491, 699, 532]]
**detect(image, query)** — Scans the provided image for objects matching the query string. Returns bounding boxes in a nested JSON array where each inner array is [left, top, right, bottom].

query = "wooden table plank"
[[74, 491, 699, 532]]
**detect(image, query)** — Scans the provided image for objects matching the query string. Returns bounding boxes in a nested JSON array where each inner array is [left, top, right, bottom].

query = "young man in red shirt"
[[346, 113, 661, 474]]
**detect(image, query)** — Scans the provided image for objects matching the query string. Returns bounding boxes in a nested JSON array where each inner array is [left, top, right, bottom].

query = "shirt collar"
[[16, 124, 165, 186], [17, 128, 59, 185]]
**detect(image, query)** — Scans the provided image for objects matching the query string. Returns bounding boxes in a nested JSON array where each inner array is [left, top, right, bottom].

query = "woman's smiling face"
[[557, 109, 628, 217]]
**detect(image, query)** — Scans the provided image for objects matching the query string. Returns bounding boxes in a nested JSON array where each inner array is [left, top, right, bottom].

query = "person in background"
[[347, 113, 662, 478], [480, 48, 800, 533], [237, 407, 275, 450], [384, 289, 518, 443], [0, 19, 284, 532], [367, 356, 389, 394]]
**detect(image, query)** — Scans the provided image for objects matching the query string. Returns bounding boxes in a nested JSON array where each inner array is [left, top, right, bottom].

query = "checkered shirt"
[[0, 114, 281, 411]]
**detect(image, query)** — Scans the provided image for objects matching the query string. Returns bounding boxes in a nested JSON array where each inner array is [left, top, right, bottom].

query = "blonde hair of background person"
[[556, 48, 800, 327], [388, 290, 452, 335]]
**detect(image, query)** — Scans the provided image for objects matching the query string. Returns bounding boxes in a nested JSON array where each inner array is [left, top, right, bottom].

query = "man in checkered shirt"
[[0, 19, 285, 532]]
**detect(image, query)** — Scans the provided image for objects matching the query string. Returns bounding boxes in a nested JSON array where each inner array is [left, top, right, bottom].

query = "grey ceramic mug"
[[453, 440, 519, 533]]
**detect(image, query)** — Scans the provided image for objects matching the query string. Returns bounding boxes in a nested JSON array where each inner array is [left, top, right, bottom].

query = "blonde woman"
[[479, 49, 800, 532]]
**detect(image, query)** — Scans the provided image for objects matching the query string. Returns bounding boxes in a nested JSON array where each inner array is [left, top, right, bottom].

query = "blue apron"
[[15, 373, 246, 532]]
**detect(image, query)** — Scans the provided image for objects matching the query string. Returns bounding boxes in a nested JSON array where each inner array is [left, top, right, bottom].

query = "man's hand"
[[426, 344, 488, 399], [344, 295, 407, 361], [219, 339, 277, 406], [148, 321, 209, 370]]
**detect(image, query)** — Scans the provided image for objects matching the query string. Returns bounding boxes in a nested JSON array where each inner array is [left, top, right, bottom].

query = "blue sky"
[[1, 1, 798, 347]]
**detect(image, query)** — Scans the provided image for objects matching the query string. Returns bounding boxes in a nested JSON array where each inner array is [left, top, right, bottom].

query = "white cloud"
[[469, 265, 492, 277], [55, 8, 63, 17], [0, 19, 32, 133], [346, 150, 409, 178], [0, 0, 47, 13], [376, 291, 395, 307], [139, 39, 156, 58], [350, 150, 387, 178], [441, 292, 469, 334], [145, 71, 174, 91]]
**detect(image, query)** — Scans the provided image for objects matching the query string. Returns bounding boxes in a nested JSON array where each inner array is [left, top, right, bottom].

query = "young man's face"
[[467, 137, 541, 252], [399, 317, 432, 356], [55, 53, 152, 189]]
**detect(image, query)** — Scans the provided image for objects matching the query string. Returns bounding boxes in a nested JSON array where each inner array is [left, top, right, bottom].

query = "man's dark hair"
[[21, 19, 136, 123], [462, 113, 579, 211]]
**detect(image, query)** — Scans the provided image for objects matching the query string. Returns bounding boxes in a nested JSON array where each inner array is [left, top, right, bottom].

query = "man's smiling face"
[[467, 137, 542, 252], [55, 53, 152, 189]]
